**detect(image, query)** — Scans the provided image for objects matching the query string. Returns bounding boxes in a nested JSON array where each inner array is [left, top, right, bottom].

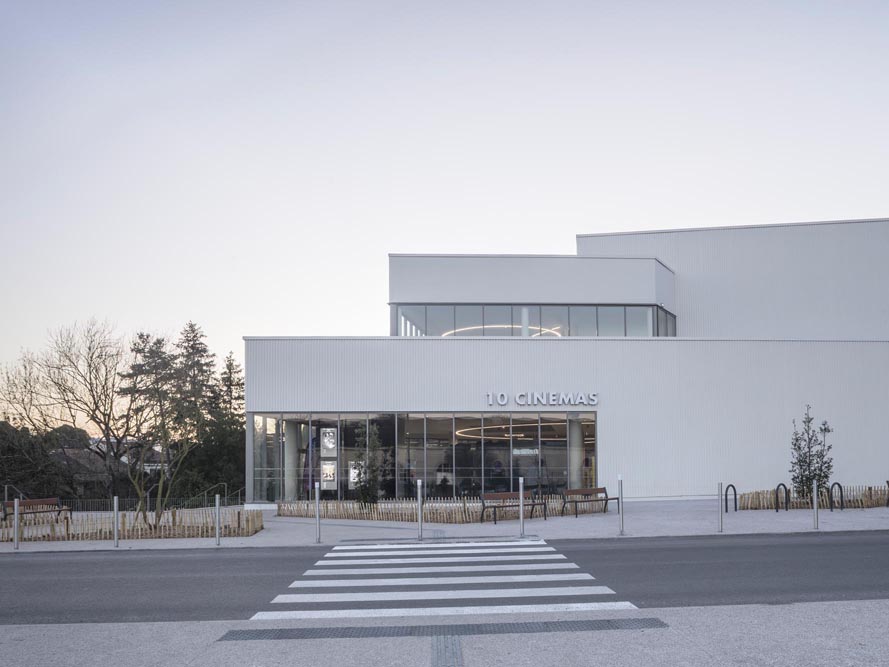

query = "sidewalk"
[[2, 499, 887, 553]]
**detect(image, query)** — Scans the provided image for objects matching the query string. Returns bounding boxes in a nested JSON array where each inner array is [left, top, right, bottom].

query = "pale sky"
[[2, 1, 887, 367]]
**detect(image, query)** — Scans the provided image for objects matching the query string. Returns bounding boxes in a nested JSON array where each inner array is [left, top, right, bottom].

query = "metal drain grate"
[[219, 618, 667, 641]]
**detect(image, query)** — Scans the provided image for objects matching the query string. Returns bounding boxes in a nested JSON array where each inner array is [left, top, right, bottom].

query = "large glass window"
[[482, 415, 511, 492], [657, 307, 668, 337], [454, 414, 482, 496], [453, 306, 483, 337], [626, 306, 654, 337], [483, 305, 512, 336], [540, 414, 568, 494], [339, 414, 367, 500], [569, 306, 597, 336], [311, 415, 339, 500], [567, 413, 596, 488], [426, 306, 455, 337], [397, 414, 424, 497], [510, 415, 539, 494], [398, 306, 425, 337], [395, 303, 669, 337], [282, 414, 311, 501], [597, 306, 625, 336], [253, 414, 281, 502], [511, 306, 541, 337], [540, 306, 570, 337], [425, 415, 454, 497], [367, 414, 396, 500]]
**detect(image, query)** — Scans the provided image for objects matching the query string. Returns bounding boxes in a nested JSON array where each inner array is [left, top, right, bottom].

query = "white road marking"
[[303, 563, 580, 575], [289, 573, 594, 588], [272, 585, 614, 604], [251, 601, 638, 620], [331, 540, 547, 551], [324, 547, 555, 558], [314, 554, 567, 566]]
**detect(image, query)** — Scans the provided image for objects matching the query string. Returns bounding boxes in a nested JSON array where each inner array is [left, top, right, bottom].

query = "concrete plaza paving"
[[2, 599, 886, 666], [2, 499, 887, 552]]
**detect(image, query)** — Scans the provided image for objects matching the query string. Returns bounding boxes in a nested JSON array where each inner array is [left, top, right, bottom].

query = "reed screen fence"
[[277, 494, 607, 524]]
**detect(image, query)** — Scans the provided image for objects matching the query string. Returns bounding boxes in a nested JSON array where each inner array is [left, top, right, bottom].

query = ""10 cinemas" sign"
[[485, 392, 599, 407]]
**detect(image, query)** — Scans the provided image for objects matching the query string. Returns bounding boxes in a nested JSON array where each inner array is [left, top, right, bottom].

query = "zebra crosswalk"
[[250, 539, 636, 621]]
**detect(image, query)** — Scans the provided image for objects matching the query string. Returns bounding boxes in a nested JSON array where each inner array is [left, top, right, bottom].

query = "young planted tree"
[[789, 405, 834, 498]]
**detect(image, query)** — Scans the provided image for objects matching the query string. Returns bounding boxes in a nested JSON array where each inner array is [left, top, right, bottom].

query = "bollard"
[[813, 480, 819, 530], [417, 480, 424, 541], [113, 496, 120, 547], [718, 482, 723, 533], [13, 498, 19, 551], [618, 475, 624, 536], [519, 477, 525, 538], [314, 482, 321, 544], [215, 494, 221, 546]]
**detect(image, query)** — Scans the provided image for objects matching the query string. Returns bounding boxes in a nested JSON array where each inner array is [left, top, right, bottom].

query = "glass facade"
[[249, 412, 596, 502], [395, 304, 676, 337]]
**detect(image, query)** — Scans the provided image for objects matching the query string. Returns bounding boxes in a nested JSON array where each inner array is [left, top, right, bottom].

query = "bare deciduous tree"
[[0, 320, 139, 496]]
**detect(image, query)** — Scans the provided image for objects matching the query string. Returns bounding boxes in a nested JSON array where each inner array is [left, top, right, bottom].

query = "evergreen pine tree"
[[789, 405, 834, 498]]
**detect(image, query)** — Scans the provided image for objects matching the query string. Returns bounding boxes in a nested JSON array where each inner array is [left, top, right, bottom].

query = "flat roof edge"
[[243, 336, 889, 343], [387, 254, 675, 273], [575, 217, 889, 239]]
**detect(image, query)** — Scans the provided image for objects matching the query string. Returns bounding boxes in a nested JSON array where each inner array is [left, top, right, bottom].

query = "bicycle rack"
[[775, 483, 790, 512], [828, 482, 844, 511], [725, 484, 738, 512]]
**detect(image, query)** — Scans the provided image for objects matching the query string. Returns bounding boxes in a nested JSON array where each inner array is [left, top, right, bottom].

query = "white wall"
[[577, 219, 889, 339], [389, 254, 675, 311], [245, 336, 889, 497]]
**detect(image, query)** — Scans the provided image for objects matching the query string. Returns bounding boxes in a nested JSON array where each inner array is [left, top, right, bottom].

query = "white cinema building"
[[244, 218, 889, 503]]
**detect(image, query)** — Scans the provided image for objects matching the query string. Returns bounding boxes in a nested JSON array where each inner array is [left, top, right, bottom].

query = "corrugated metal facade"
[[245, 336, 889, 498], [576, 219, 889, 339]]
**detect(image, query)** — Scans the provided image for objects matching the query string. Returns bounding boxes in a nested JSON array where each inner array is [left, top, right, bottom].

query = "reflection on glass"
[[483, 305, 512, 336], [511, 306, 541, 337], [540, 306, 569, 337], [626, 306, 654, 337], [398, 305, 426, 336], [368, 414, 396, 499], [510, 415, 539, 494], [454, 414, 482, 496], [657, 307, 668, 337], [397, 414, 424, 497], [426, 306, 455, 337], [569, 306, 597, 336], [453, 306, 483, 337], [540, 414, 567, 494], [282, 414, 311, 501], [339, 415, 366, 500], [598, 306, 625, 336], [483, 415, 510, 493], [253, 414, 281, 503], [425, 415, 454, 496], [667, 313, 677, 337]]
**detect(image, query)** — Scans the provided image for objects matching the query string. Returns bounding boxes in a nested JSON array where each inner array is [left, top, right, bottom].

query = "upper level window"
[[395, 304, 677, 338]]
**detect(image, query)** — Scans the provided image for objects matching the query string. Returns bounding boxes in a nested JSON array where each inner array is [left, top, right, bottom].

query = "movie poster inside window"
[[321, 461, 337, 491], [320, 428, 337, 458]]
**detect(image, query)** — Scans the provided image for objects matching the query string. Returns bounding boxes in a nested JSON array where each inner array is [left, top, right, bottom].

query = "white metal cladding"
[[245, 337, 889, 498], [388, 255, 675, 311], [576, 218, 889, 340]]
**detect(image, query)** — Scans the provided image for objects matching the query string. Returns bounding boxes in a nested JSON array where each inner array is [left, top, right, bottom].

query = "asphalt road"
[[2, 531, 888, 625]]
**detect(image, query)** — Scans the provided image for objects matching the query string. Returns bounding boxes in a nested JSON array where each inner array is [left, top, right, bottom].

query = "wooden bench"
[[1, 497, 67, 521], [560, 487, 618, 517], [480, 491, 547, 524]]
